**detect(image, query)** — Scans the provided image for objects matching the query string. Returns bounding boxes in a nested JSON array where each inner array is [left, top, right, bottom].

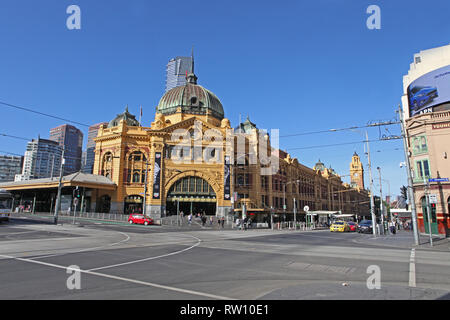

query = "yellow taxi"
[[330, 221, 349, 232]]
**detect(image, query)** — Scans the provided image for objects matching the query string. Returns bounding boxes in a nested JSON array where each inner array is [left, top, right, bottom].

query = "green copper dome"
[[156, 73, 224, 120], [108, 106, 140, 128]]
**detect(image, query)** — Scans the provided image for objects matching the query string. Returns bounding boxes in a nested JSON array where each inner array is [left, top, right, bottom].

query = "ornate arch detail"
[[164, 170, 221, 200]]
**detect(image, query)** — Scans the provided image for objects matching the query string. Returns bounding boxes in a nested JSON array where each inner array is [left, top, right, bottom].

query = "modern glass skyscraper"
[[83, 122, 107, 174], [49, 124, 83, 175], [15, 138, 62, 181], [165, 56, 193, 92]]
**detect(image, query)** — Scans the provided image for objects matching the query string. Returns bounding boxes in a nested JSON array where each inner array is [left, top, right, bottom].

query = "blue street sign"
[[429, 178, 449, 182]]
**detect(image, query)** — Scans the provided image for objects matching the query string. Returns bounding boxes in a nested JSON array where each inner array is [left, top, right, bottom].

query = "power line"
[[279, 121, 400, 138], [0, 133, 30, 141], [0, 100, 90, 128], [286, 137, 402, 151]]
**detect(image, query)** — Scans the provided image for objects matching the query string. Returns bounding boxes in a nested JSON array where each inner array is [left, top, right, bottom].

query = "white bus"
[[0, 189, 13, 222]]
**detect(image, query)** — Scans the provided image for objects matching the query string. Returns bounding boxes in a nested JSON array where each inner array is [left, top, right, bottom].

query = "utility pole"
[[398, 105, 420, 245], [377, 167, 385, 234], [365, 131, 377, 237], [53, 149, 65, 225]]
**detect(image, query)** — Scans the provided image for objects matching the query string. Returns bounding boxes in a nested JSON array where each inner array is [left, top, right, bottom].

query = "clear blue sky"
[[1, 0, 449, 199]]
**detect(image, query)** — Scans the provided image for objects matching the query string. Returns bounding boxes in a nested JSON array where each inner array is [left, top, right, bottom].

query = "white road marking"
[[30, 232, 131, 260], [87, 234, 202, 271], [0, 253, 234, 300], [409, 248, 416, 287]]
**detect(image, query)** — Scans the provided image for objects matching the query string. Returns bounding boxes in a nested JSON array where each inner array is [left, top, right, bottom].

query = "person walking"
[[389, 220, 396, 235], [209, 216, 213, 226], [220, 217, 225, 229], [202, 215, 206, 227], [188, 213, 192, 225]]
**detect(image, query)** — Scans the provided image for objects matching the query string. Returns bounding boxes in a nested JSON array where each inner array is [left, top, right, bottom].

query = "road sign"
[[428, 194, 438, 204], [304, 206, 309, 212], [429, 178, 449, 182]]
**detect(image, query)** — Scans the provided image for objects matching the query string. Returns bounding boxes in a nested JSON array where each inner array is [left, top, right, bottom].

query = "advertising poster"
[[153, 152, 161, 199], [408, 64, 450, 117], [224, 155, 231, 201]]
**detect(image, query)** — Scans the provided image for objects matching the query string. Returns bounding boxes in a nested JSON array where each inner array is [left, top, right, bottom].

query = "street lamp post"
[[364, 131, 377, 237], [53, 149, 65, 225], [143, 159, 149, 216], [283, 179, 300, 229]]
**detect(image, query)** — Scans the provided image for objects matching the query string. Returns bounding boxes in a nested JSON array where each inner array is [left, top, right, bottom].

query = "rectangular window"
[[411, 135, 428, 155], [415, 159, 431, 181]]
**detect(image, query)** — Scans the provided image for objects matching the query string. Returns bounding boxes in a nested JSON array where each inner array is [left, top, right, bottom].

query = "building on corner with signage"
[[401, 43, 450, 237]]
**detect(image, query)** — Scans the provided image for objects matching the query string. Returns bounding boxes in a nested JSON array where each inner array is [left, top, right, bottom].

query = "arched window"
[[447, 196, 450, 216], [102, 152, 113, 178], [97, 195, 111, 213], [126, 151, 147, 184], [168, 176, 215, 196]]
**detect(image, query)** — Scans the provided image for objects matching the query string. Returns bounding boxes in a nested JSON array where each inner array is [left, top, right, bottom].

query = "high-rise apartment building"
[[15, 138, 62, 181], [0, 155, 23, 182], [165, 56, 193, 92], [49, 124, 83, 175], [83, 122, 107, 174]]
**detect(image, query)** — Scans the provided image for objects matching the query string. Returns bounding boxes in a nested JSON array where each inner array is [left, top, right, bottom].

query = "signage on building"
[[224, 155, 231, 201], [407, 64, 450, 117], [429, 178, 449, 182], [428, 194, 438, 204], [152, 152, 161, 199], [432, 122, 450, 130]]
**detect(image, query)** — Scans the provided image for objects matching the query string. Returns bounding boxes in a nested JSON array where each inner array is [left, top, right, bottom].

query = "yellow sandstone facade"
[[92, 70, 370, 222]]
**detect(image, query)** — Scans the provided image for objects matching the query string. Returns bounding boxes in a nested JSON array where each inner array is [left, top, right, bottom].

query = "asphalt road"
[[1, 216, 449, 300]]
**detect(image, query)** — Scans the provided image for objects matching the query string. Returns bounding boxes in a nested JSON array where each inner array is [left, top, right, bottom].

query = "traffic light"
[[73, 186, 81, 198]]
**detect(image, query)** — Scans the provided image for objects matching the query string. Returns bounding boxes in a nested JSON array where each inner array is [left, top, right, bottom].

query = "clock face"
[[354, 173, 358, 177]]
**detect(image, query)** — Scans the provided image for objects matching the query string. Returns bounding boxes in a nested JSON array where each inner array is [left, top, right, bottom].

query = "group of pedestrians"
[[234, 216, 251, 230], [183, 211, 225, 229]]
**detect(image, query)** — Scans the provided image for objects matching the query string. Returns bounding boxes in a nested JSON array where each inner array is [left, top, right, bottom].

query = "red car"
[[128, 214, 153, 226], [347, 221, 357, 232]]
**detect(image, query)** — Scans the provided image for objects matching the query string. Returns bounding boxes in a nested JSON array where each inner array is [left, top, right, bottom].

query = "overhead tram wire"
[[286, 137, 402, 151], [0, 100, 90, 128], [279, 121, 401, 138]]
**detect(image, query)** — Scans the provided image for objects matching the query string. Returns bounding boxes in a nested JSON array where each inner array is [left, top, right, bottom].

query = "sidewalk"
[[353, 230, 450, 251]]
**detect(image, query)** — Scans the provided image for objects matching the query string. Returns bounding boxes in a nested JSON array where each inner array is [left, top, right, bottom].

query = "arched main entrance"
[[166, 176, 216, 216]]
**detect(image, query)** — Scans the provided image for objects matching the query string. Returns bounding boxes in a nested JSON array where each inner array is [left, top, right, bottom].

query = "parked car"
[[409, 86, 438, 111], [347, 221, 357, 232], [330, 221, 349, 232], [357, 220, 373, 234], [128, 214, 153, 226]]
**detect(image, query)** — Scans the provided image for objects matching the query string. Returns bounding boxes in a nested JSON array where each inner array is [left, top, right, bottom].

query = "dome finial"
[[186, 45, 198, 84]]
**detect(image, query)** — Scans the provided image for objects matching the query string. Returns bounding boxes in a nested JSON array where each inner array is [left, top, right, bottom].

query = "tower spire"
[[186, 46, 198, 84]]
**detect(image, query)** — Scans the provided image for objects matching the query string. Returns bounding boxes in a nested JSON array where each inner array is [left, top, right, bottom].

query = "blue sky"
[[1, 0, 449, 199]]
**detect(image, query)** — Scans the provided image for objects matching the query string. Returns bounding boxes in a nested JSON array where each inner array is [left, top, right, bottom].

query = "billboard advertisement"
[[407, 64, 450, 117]]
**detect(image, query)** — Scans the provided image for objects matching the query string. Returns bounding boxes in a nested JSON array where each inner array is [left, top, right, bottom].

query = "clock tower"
[[350, 152, 364, 189]]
